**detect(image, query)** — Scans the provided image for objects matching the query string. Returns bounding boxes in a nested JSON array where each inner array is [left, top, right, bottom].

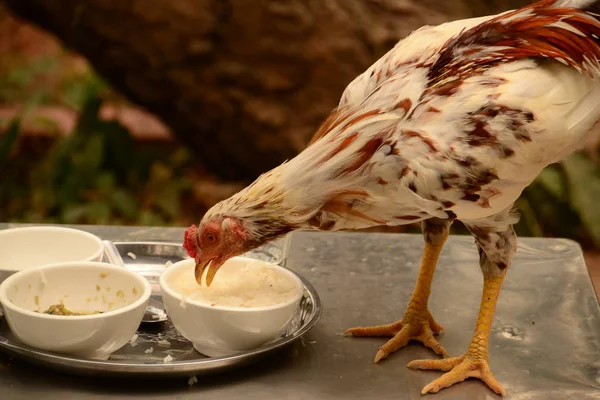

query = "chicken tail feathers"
[[426, 0, 600, 92]]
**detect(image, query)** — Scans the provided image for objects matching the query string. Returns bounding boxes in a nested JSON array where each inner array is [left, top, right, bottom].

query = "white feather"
[[555, 0, 599, 9]]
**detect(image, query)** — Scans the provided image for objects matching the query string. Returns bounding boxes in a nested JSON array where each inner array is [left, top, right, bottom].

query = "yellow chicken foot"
[[345, 219, 451, 362], [408, 273, 507, 396]]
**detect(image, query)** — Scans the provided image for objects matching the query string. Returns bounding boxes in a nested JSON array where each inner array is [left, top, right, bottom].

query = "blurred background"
[[0, 0, 598, 289]]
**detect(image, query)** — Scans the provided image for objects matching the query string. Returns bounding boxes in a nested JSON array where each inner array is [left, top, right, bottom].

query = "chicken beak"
[[194, 255, 225, 287], [205, 258, 225, 287], [194, 256, 212, 285]]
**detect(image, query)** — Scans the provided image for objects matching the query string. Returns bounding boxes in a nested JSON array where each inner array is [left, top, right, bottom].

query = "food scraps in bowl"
[[39, 303, 103, 316], [9, 271, 143, 315], [0, 261, 152, 360]]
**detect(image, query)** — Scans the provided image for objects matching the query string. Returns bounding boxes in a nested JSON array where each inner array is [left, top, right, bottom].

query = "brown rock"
[[4, 0, 531, 180]]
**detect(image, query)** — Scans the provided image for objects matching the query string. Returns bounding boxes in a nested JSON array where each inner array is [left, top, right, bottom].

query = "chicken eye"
[[205, 232, 217, 243]]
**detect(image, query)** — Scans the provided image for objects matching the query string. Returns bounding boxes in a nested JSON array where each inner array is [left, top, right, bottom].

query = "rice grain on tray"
[[188, 376, 198, 386]]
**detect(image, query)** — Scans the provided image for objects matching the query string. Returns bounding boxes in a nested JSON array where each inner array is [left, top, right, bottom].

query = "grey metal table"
[[0, 223, 599, 400]]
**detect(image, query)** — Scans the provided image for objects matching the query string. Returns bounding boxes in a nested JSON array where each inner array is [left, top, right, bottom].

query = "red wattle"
[[183, 224, 198, 258]]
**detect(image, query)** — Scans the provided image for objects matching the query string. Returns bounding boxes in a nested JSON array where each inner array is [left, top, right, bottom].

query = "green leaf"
[[535, 166, 566, 201], [154, 184, 181, 217], [150, 162, 173, 182], [0, 57, 58, 104], [31, 116, 61, 136], [73, 133, 104, 172], [100, 121, 136, 178], [61, 204, 89, 224], [514, 197, 544, 237], [171, 148, 191, 166], [138, 210, 166, 226], [21, 90, 47, 117], [25, 56, 59, 75], [109, 189, 138, 218], [562, 153, 600, 247], [74, 96, 103, 134], [95, 172, 116, 191], [60, 71, 107, 110], [86, 201, 112, 223], [0, 118, 20, 163], [62, 202, 112, 224], [3, 67, 33, 88]]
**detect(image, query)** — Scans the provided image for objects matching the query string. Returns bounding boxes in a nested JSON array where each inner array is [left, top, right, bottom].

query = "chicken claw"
[[345, 309, 449, 362], [345, 223, 450, 362], [408, 354, 506, 396], [408, 272, 509, 396]]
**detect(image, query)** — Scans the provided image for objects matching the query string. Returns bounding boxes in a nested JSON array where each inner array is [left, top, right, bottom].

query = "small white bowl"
[[0, 261, 151, 360], [0, 226, 104, 284], [160, 257, 304, 357]]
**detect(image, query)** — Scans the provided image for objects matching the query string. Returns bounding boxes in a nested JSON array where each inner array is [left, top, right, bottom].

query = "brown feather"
[[321, 191, 386, 225], [339, 137, 383, 176], [308, 107, 382, 147], [307, 105, 352, 146], [319, 189, 385, 224], [427, 0, 600, 89], [329, 132, 360, 158]]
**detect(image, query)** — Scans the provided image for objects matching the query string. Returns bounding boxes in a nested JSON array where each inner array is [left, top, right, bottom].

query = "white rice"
[[164, 261, 173, 268], [129, 334, 139, 347], [144, 347, 154, 354], [163, 354, 173, 363], [127, 252, 137, 260], [170, 261, 299, 308], [188, 376, 198, 386]]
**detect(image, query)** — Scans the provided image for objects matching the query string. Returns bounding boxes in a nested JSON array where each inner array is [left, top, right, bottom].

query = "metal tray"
[[0, 241, 322, 378]]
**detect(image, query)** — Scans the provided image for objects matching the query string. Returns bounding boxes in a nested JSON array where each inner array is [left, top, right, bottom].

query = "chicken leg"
[[345, 218, 452, 361], [409, 215, 517, 396]]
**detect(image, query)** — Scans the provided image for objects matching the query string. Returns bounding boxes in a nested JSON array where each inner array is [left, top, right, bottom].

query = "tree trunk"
[[3, 0, 531, 181]]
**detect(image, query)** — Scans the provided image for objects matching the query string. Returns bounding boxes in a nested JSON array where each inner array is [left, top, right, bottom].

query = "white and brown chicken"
[[183, 0, 600, 395]]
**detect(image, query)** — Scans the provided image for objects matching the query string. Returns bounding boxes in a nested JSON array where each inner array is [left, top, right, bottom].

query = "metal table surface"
[[0, 223, 599, 400]]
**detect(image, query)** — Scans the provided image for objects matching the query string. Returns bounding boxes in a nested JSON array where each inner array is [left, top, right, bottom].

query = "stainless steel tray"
[[0, 241, 322, 378]]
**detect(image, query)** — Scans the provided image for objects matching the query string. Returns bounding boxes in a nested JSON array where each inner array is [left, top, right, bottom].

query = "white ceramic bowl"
[[0, 261, 151, 360], [0, 226, 104, 284], [160, 257, 304, 357]]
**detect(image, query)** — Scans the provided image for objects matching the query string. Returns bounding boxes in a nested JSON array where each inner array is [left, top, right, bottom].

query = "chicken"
[[183, 0, 600, 395]]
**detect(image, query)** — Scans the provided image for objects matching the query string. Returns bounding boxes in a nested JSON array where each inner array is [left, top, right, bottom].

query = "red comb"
[[183, 225, 198, 258]]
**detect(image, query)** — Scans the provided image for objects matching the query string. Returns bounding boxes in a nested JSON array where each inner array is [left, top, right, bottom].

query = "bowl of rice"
[[159, 256, 304, 357]]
